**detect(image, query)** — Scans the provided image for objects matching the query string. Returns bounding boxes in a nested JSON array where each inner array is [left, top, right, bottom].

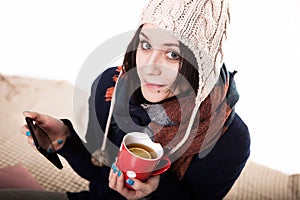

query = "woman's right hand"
[[21, 111, 70, 152]]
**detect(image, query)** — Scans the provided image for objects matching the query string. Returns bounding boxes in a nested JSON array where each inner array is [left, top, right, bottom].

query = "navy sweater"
[[58, 67, 250, 200]]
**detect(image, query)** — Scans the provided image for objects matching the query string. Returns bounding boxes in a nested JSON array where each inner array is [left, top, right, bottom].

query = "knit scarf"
[[143, 66, 239, 180]]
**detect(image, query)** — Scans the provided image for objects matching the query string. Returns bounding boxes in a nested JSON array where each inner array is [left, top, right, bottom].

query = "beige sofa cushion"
[[224, 161, 299, 199]]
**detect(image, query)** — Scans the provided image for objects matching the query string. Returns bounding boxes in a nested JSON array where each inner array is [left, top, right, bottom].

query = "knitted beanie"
[[139, 0, 230, 105]]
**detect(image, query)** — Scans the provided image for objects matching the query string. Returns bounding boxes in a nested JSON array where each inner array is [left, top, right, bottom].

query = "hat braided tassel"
[[91, 70, 123, 167]]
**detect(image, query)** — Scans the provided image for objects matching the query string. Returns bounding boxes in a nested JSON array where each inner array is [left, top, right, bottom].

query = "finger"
[[127, 178, 142, 191], [115, 169, 124, 192], [23, 111, 46, 124], [21, 124, 30, 136], [108, 163, 116, 181], [108, 163, 118, 189], [50, 138, 65, 151], [27, 137, 41, 154], [21, 124, 36, 151], [115, 173, 139, 199], [25, 131, 54, 154], [130, 175, 160, 194], [27, 137, 35, 148], [121, 178, 142, 199], [23, 111, 39, 119], [108, 168, 113, 182], [21, 124, 32, 140]]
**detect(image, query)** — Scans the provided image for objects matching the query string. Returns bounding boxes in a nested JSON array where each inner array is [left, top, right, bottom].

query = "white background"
[[1, 0, 299, 174]]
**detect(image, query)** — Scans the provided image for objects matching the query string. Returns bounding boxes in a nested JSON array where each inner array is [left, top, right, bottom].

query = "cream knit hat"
[[139, 0, 230, 104], [139, 0, 230, 155]]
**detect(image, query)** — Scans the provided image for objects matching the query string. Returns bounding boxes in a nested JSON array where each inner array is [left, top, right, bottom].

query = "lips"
[[145, 83, 165, 89]]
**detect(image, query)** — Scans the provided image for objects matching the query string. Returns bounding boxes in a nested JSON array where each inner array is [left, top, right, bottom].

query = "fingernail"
[[117, 170, 121, 177], [126, 179, 134, 186], [26, 131, 31, 136], [111, 163, 117, 173], [111, 163, 116, 169], [47, 148, 52, 153], [57, 139, 63, 144]]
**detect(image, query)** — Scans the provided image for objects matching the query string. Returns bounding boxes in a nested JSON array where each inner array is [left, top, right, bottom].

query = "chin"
[[142, 89, 165, 103], [144, 95, 164, 103]]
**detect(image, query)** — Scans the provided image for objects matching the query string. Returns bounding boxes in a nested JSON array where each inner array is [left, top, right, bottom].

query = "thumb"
[[23, 111, 43, 123], [127, 178, 149, 193], [131, 175, 160, 192]]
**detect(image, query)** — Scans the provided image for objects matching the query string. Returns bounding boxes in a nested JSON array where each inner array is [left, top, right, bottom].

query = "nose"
[[144, 50, 161, 75]]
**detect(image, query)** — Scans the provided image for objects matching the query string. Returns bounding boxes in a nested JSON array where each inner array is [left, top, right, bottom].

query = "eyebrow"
[[140, 32, 180, 48]]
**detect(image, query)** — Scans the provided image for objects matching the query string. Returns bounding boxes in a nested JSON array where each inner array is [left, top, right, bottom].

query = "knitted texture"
[[139, 0, 230, 105]]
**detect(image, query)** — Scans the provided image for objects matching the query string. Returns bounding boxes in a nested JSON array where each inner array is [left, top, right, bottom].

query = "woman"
[[19, 0, 250, 199]]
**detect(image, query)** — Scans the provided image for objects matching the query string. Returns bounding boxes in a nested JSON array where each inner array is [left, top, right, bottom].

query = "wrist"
[[60, 119, 73, 137], [62, 122, 71, 138]]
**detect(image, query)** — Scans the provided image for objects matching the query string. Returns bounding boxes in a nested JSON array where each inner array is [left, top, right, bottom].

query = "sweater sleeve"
[[56, 67, 121, 184], [56, 67, 126, 199], [58, 119, 125, 200], [58, 119, 110, 185]]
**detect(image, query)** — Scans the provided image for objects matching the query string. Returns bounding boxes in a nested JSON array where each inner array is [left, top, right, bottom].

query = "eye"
[[140, 41, 152, 50], [166, 51, 180, 60]]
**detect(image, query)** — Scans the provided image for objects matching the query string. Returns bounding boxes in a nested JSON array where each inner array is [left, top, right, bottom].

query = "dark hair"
[[122, 25, 199, 104]]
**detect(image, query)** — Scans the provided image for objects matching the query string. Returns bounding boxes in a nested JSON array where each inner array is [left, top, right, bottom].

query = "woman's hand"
[[109, 163, 160, 200], [21, 111, 70, 152]]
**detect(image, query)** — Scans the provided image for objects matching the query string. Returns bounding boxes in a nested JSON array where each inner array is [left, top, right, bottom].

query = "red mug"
[[116, 132, 171, 188]]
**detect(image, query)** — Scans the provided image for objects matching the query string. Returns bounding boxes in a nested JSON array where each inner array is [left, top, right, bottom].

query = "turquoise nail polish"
[[117, 170, 121, 177], [47, 148, 52, 153], [111, 163, 117, 173], [57, 139, 63, 144], [126, 179, 134, 186], [26, 131, 31, 136]]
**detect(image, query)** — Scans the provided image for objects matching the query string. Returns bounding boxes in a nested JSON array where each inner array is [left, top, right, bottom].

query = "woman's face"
[[136, 24, 186, 103]]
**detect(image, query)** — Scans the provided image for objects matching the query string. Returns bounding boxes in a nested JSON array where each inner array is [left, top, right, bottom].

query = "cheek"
[[135, 51, 143, 78], [162, 66, 179, 82], [136, 50, 145, 67]]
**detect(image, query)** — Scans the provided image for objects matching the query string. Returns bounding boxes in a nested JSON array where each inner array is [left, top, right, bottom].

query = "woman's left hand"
[[109, 163, 160, 200]]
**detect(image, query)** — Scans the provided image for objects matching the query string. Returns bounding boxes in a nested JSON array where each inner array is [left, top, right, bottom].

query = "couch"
[[0, 74, 299, 199]]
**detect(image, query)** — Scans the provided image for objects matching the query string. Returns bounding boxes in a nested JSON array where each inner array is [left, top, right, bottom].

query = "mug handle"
[[151, 155, 171, 176]]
